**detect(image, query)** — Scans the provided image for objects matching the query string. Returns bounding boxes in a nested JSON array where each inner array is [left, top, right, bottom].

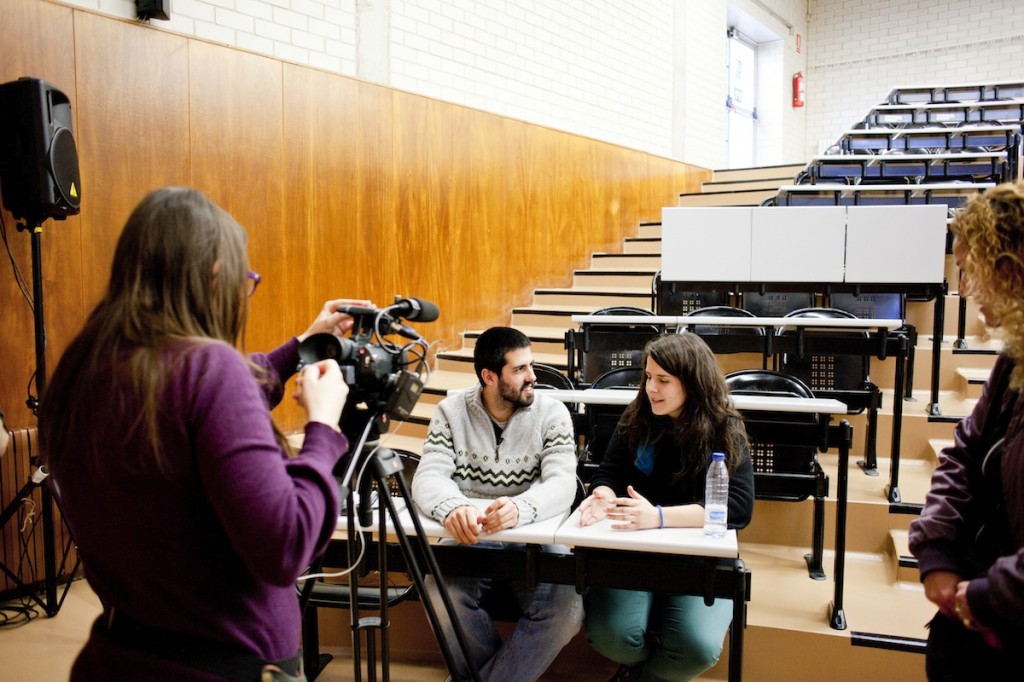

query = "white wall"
[[387, 0, 675, 160], [806, 0, 1024, 160]]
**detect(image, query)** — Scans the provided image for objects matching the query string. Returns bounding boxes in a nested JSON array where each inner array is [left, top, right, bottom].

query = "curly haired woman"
[[909, 180, 1024, 680]]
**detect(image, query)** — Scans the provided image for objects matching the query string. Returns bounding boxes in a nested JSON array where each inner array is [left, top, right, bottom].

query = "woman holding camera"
[[40, 187, 367, 681]]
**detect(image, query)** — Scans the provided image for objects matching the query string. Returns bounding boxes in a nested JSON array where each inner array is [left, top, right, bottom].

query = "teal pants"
[[584, 588, 732, 682]]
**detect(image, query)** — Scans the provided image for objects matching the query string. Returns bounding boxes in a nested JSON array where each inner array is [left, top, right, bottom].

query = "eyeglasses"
[[246, 270, 261, 297]]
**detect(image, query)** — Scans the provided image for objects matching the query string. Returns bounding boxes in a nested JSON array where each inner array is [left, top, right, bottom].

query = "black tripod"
[[0, 216, 78, 616], [299, 404, 481, 682]]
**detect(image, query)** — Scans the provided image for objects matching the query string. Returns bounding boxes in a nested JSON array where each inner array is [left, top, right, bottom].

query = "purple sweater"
[[55, 337, 347, 675], [909, 353, 1024, 633]]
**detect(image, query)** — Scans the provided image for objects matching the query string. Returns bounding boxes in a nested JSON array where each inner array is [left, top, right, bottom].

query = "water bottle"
[[704, 452, 729, 538]]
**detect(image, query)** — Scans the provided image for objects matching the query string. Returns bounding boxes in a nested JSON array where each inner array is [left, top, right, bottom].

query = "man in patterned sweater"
[[412, 326, 583, 681]]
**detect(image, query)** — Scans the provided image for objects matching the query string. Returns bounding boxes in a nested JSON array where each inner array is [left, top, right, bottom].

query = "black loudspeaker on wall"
[[0, 77, 81, 222]]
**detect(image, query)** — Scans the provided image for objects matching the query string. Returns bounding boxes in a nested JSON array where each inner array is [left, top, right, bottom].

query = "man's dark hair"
[[473, 327, 531, 386]]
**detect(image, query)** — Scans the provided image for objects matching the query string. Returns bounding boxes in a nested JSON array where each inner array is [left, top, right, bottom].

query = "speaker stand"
[[0, 217, 78, 616]]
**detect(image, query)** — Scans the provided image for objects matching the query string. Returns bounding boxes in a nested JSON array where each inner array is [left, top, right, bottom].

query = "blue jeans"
[[584, 588, 732, 682], [425, 542, 583, 682]]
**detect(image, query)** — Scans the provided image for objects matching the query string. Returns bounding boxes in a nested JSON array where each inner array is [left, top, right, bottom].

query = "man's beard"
[[498, 377, 535, 409]]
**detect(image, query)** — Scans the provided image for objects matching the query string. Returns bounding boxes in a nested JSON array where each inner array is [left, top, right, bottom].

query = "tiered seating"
[[885, 81, 1024, 105], [772, 80, 1024, 212], [808, 151, 1010, 184], [839, 123, 1019, 154]]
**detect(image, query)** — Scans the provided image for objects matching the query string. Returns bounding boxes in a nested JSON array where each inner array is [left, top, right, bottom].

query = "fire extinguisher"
[[793, 72, 805, 108]]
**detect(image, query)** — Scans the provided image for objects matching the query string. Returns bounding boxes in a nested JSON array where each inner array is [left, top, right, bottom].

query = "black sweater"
[[589, 419, 755, 530]]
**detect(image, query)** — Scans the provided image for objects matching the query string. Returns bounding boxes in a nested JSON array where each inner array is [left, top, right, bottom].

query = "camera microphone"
[[388, 296, 440, 322], [336, 304, 379, 317]]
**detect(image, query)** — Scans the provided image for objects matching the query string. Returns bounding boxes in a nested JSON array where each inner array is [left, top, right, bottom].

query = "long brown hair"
[[40, 188, 250, 479], [619, 333, 748, 480]]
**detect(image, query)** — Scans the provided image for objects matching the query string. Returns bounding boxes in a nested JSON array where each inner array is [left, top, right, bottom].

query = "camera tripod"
[[299, 404, 481, 682]]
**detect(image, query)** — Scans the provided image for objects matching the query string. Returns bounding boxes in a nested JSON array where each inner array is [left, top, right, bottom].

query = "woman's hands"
[[578, 486, 616, 526], [923, 570, 960, 618], [293, 360, 348, 432], [924, 571, 1003, 650], [605, 486, 659, 530], [298, 298, 374, 342], [580, 485, 659, 530]]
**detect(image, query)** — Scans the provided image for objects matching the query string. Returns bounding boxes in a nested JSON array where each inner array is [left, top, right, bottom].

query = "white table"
[[538, 388, 848, 415], [553, 509, 738, 559], [395, 498, 568, 545], [570, 314, 904, 330]]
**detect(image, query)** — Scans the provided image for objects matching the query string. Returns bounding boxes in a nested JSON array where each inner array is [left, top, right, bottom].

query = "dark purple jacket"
[[909, 353, 1024, 632], [54, 338, 347, 679]]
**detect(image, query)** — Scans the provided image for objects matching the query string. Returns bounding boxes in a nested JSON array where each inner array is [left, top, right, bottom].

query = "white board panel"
[[750, 207, 846, 282], [661, 207, 751, 281], [846, 205, 946, 283]]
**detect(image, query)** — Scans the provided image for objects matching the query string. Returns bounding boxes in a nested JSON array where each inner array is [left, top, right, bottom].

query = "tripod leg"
[[0, 464, 79, 616], [371, 453, 482, 682]]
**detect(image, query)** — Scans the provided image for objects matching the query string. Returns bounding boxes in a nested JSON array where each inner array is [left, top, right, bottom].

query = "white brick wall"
[[806, 0, 1024, 160], [59, 0, 815, 169], [63, 0, 360, 74], [387, 0, 676, 158]]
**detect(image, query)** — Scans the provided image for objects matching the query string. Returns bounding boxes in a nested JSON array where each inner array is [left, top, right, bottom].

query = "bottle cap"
[[711, 451, 725, 461]]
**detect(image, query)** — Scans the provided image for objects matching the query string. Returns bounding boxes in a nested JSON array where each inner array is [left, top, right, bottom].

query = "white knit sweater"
[[411, 385, 577, 526]]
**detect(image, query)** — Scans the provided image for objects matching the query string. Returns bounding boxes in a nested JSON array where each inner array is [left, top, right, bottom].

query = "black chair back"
[[726, 369, 817, 478], [776, 307, 870, 393], [828, 292, 905, 321], [653, 270, 730, 315], [684, 305, 764, 337], [577, 306, 662, 385], [583, 366, 642, 463], [742, 291, 816, 317]]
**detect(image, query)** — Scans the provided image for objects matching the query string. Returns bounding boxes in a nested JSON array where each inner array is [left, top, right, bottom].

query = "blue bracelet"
[[656, 505, 664, 529]]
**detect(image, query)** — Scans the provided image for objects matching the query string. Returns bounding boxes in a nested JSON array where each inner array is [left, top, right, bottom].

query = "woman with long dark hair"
[[579, 332, 754, 682], [40, 187, 365, 681]]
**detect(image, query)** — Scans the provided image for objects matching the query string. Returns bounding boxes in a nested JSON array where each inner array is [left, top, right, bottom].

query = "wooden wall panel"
[[0, 1, 707, 437], [73, 12, 191, 309], [449, 107, 524, 333], [390, 91, 453, 346], [188, 42, 288, 351], [282, 65, 363, 316]]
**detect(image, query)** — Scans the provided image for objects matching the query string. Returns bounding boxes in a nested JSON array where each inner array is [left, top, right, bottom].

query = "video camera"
[[297, 296, 437, 424]]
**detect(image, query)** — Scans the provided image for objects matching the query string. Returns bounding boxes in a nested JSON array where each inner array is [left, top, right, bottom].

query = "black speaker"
[[0, 77, 81, 222], [135, 0, 170, 21]]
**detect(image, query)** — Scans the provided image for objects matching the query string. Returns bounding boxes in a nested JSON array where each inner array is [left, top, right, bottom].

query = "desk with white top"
[[321, 497, 750, 682], [538, 387, 848, 415], [539, 383, 856, 631]]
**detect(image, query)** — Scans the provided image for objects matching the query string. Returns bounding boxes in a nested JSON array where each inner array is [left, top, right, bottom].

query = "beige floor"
[[0, 579, 616, 682]]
